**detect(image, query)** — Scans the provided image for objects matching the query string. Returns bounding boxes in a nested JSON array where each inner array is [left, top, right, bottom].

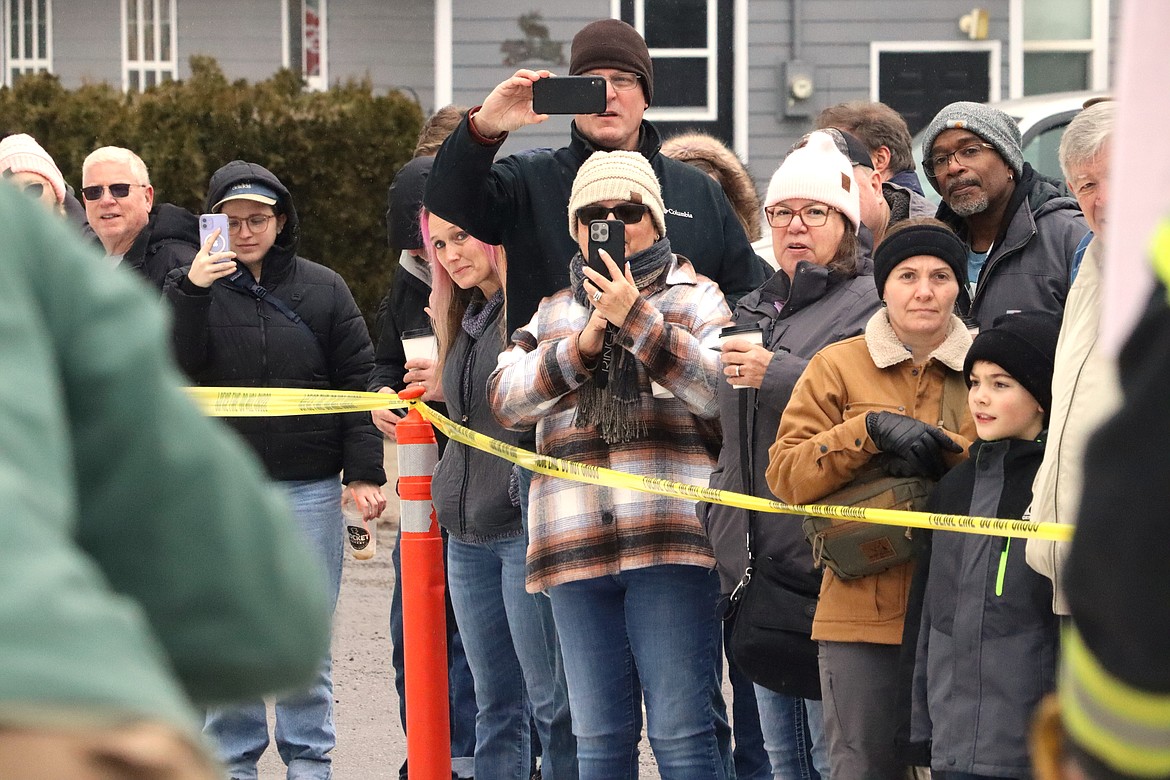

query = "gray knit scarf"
[[569, 236, 673, 444]]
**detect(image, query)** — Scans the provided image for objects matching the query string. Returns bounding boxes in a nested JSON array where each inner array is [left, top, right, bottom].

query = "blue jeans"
[[448, 534, 576, 779], [204, 477, 343, 780], [389, 526, 476, 778], [516, 468, 579, 780], [753, 686, 827, 780], [549, 565, 727, 780], [725, 633, 772, 780]]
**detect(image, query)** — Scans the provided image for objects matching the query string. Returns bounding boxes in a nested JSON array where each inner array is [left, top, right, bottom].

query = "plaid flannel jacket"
[[489, 257, 731, 592]]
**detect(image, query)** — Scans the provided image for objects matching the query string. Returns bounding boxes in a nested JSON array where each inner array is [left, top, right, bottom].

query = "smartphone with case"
[[587, 219, 624, 281], [198, 213, 232, 257], [532, 75, 607, 115]]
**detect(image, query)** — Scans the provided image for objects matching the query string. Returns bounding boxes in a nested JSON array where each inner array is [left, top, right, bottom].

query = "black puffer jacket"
[[164, 160, 384, 485], [125, 203, 200, 290]]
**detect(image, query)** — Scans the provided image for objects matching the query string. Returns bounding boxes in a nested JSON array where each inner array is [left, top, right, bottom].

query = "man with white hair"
[[1026, 100, 1121, 614], [82, 145, 198, 288]]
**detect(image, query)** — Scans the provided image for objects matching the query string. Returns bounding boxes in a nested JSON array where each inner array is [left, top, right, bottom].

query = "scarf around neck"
[[568, 236, 674, 444]]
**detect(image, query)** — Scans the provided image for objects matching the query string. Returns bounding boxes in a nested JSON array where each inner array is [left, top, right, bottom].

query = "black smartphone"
[[588, 219, 624, 280], [532, 76, 607, 115]]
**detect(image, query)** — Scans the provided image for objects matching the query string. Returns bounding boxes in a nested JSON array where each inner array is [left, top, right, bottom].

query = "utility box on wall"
[[779, 60, 815, 119]]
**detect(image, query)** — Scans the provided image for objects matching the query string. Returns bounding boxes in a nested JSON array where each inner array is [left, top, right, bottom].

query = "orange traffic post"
[[395, 386, 451, 780]]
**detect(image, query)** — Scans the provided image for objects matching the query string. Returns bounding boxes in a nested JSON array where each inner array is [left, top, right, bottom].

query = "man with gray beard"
[[921, 102, 1088, 330]]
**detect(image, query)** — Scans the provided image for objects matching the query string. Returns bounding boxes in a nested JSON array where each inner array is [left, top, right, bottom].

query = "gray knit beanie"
[[921, 102, 1024, 183]]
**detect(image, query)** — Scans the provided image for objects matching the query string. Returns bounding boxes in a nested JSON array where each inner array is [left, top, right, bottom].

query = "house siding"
[[176, 1, 282, 83], [53, 0, 121, 86]]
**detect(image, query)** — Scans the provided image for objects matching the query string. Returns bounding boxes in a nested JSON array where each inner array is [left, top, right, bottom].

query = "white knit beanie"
[[568, 150, 666, 238], [0, 133, 66, 205], [764, 131, 860, 230]]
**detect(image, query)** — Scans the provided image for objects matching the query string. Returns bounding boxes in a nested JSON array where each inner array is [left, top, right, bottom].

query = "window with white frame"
[[4, 0, 52, 86], [122, 0, 176, 91], [1012, 0, 1109, 97], [625, 0, 717, 122], [283, 0, 327, 91]]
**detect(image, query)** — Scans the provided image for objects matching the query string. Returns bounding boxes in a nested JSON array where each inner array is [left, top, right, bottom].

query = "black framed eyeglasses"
[[80, 182, 148, 201], [576, 202, 650, 225], [227, 214, 277, 234], [925, 142, 996, 179], [764, 203, 836, 228]]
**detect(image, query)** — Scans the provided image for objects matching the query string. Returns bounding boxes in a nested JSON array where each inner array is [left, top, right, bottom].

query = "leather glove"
[[865, 411, 963, 480]]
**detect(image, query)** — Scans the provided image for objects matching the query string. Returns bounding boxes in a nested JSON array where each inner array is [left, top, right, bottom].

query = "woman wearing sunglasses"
[[164, 159, 386, 780], [0, 133, 67, 216], [490, 150, 731, 778], [702, 130, 880, 780]]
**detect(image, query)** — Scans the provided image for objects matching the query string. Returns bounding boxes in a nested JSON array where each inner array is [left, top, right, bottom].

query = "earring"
[[1008, 173, 1014, 180]]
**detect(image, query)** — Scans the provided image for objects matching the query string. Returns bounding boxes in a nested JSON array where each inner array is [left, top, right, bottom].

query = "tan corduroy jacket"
[[767, 311, 976, 645]]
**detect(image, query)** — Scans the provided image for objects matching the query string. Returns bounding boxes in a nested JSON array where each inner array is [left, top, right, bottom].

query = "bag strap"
[[225, 270, 326, 360], [739, 389, 757, 559]]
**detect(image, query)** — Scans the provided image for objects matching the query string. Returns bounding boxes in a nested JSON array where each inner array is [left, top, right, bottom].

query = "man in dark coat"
[[921, 102, 1088, 330], [82, 145, 198, 289]]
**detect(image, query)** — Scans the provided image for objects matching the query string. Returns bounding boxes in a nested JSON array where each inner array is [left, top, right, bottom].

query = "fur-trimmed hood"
[[864, 309, 971, 370], [660, 131, 762, 241]]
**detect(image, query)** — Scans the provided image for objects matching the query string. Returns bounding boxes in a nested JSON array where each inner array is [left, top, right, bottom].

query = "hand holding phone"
[[189, 213, 238, 288]]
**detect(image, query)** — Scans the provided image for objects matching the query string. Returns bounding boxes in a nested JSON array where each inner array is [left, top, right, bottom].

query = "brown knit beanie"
[[570, 19, 654, 105]]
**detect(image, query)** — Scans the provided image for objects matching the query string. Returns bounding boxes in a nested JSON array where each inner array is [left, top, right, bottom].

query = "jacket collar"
[[567, 119, 663, 165], [864, 309, 971, 370]]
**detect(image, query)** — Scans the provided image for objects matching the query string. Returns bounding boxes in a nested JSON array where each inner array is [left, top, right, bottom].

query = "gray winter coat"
[[938, 165, 1088, 330], [431, 295, 521, 542], [700, 261, 880, 594]]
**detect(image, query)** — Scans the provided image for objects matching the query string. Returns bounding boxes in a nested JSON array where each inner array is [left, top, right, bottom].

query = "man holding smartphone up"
[[426, 17, 760, 779]]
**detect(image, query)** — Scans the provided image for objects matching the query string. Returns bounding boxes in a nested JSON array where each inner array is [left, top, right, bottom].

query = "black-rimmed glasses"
[[925, 143, 996, 179], [576, 202, 650, 225], [80, 183, 148, 201]]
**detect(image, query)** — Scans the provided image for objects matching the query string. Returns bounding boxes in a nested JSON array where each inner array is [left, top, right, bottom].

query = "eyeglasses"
[[19, 182, 45, 198], [592, 72, 641, 92], [764, 203, 836, 228], [227, 214, 277, 234], [925, 143, 996, 179], [80, 183, 148, 201], [576, 202, 650, 225]]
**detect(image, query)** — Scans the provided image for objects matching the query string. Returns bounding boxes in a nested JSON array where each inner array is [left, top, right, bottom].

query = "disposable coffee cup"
[[343, 495, 376, 561], [718, 324, 764, 390], [401, 327, 437, 364]]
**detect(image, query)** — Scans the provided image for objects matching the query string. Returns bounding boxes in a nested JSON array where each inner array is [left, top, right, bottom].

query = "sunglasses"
[[81, 182, 148, 201], [576, 202, 650, 226], [19, 181, 45, 198]]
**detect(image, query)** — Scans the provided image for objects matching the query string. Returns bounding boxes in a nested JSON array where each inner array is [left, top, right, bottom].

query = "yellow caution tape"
[[186, 386, 408, 417], [1152, 219, 1170, 304], [186, 386, 1073, 542]]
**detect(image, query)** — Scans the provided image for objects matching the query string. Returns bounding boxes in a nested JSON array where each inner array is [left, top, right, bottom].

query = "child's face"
[[968, 360, 1045, 441]]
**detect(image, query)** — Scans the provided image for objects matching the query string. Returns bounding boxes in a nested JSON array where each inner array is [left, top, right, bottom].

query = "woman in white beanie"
[[490, 150, 731, 778], [0, 133, 67, 215], [702, 130, 879, 780]]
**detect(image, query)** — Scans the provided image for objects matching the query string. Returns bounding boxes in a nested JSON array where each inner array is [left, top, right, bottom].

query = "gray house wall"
[[328, 2, 434, 109], [53, 0, 122, 86], [176, 1, 282, 83]]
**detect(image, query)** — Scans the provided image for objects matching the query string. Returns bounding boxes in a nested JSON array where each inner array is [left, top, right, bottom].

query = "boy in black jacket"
[[911, 311, 1062, 780]]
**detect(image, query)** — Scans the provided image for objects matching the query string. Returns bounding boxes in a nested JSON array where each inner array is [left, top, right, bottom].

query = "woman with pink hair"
[[411, 209, 575, 779]]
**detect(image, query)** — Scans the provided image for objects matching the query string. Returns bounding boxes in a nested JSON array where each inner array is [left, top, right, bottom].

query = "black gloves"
[[865, 411, 963, 480]]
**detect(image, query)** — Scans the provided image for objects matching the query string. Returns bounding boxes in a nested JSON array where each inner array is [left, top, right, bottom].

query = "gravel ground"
[[252, 442, 677, 779]]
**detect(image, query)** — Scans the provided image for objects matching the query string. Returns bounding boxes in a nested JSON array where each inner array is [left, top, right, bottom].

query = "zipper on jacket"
[[457, 336, 477, 538], [995, 537, 1011, 597]]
